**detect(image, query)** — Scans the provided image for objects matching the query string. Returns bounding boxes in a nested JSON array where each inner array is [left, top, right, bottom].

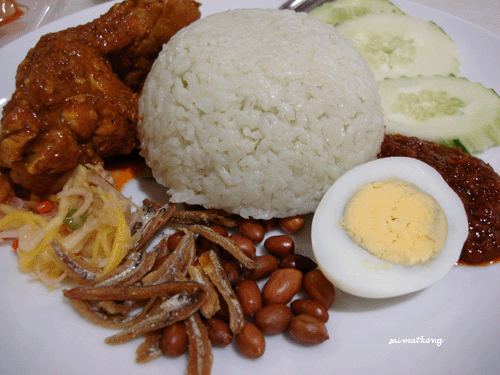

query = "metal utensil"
[[279, 0, 330, 12]]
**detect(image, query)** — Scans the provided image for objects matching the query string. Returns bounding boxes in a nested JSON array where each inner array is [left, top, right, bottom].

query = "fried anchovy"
[[105, 290, 207, 344], [187, 225, 257, 269], [93, 243, 160, 287], [68, 297, 157, 329], [49, 240, 99, 284], [198, 250, 244, 334], [92, 251, 140, 285], [186, 312, 213, 375], [63, 280, 204, 301], [141, 231, 196, 286], [172, 209, 237, 227], [187, 264, 220, 319], [132, 200, 176, 252], [135, 331, 163, 363], [95, 300, 137, 315]]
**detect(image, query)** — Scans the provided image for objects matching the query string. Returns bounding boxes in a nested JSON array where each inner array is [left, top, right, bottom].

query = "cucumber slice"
[[379, 75, 500, 154], [336, 13, 460, 81], [308, 0, 405, 26]]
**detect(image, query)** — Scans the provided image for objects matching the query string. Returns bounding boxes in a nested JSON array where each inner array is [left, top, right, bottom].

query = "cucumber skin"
[[379, 75, 500, 154], [308, 0, 405, 26], [440, 139, 470, 154]]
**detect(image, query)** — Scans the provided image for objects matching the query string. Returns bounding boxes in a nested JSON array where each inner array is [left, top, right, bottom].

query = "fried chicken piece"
[[0, 0, 201, 199], [1, 39, 137, 195], [44, 0, 202, 92]]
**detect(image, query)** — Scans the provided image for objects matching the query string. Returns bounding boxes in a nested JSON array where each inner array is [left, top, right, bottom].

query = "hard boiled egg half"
[[311, 157, 469, 298]]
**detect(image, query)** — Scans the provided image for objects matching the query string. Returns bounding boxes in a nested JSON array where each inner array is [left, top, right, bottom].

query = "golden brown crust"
[[0, 0, 201, 196]]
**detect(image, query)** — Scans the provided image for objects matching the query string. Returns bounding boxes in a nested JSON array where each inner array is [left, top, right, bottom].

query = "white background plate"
[[1, 1, 499, 374]]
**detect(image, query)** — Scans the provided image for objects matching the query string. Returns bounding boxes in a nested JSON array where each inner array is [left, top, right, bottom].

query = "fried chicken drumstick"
[[0, 0, 201, 199]]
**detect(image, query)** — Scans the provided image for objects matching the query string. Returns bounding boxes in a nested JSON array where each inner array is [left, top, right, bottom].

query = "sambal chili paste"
[[378, 134, 500, 266]]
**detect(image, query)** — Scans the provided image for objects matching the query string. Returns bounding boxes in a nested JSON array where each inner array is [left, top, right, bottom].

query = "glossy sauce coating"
[[379, 134, 500, 265]]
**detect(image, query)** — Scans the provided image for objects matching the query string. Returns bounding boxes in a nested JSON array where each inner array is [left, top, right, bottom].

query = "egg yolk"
[[340, 178, 448, 266]]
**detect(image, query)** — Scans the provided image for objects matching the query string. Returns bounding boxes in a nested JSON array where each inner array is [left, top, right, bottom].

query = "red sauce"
[[0, 1, 26, 27], [378, 134, 500, 266]]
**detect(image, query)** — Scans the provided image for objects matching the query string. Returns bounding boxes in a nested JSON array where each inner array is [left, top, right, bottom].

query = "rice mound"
[[138, 8, 384, 219]]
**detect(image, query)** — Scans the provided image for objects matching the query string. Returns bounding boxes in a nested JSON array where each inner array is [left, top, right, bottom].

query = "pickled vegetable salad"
[[0, 164, 141, 286]]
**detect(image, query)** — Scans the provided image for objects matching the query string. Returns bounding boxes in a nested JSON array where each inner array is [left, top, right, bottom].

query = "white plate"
[[1, 1, 499, 374]]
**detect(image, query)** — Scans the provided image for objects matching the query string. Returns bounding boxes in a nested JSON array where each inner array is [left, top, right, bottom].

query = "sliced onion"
[[18, 224, 44, 252], [34, 265, 67, 286], [57, 187, 93, 219]]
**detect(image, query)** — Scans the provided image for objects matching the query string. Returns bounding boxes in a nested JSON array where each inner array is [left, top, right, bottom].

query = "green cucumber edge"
[[308, 0, 405, 26], [381, 75, 500, 155]]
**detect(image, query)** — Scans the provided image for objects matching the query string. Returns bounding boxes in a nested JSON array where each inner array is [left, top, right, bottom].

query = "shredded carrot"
[[12, 238, 19, 250], [109, 164, 147, 191], [105, 153, 149, 191]]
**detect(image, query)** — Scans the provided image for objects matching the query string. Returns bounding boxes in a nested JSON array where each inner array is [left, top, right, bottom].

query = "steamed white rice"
[[138, 8, 384, 219]]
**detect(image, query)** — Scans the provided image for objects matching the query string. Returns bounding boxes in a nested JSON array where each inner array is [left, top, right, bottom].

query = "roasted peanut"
[[278, 215, 305, 234], [290, 298, 329, 323], [262, 268, 303, 305], [254, 303, 293, 335], [247, 254, 279, 281], [235, 278, 262, 318], [223, 260, 240, 284], [209, 225, 229, 238], [206, 317, 233, 346], [215, 294, 230, 321], [279, 253, 317, 273], [264, 235, 294, 257], [229, 233, 256, 259], [237, 218, 265, 243], [235, 322, 266, 358], [303, 269, 335, 309], [167, 232, 184, 252], [196, 237, 214, 253], [151, 254, 168, 272], [160, 321, 188, 357], [262, 218, 277, 232], [288, 314, 329, 345]]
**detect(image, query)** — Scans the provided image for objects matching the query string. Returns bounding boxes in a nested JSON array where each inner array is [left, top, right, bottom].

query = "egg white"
[[311, 157, 469, 299]]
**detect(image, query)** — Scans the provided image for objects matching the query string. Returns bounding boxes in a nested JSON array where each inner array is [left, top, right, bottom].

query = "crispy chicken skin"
[[0, 0, 201, 198]]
